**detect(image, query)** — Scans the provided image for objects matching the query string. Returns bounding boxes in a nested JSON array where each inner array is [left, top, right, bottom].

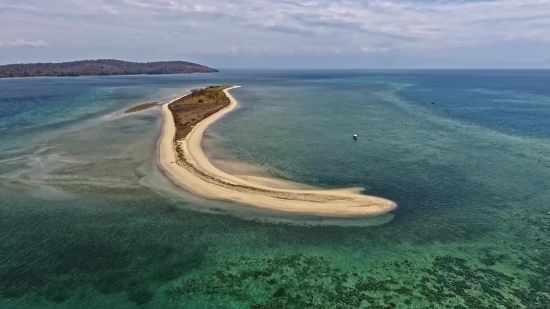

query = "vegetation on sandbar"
[[124, 102, 158, 114], [168, 86, 231, 141]]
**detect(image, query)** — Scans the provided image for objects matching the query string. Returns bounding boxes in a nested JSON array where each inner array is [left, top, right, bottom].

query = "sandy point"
[[157, 86, 397, 217]]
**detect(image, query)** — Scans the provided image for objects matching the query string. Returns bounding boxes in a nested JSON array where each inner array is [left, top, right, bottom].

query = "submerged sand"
[[157, 86, 397, 217]]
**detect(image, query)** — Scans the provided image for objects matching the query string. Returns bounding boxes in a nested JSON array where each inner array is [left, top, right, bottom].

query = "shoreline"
[[157, 86, 397, 217], [0, 72, 218, 80]]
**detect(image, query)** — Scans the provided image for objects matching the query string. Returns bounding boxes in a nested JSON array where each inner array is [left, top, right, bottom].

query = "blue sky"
[[1, 0, 549, 68]]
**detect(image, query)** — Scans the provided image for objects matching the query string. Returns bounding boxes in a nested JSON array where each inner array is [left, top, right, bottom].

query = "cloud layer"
[[0, 39, 49, 48], [0, 0, 549, 67]]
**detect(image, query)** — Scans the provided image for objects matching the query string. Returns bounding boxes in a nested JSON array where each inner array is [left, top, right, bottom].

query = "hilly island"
[[0, 59, 218, 78]]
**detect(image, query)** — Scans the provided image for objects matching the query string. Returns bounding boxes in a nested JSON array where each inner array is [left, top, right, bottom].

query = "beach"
[[158, 86, 397, 217]]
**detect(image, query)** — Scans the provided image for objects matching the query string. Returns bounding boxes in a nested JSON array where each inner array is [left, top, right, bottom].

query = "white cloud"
[[0, 39, 49, 48], [100, 5, 119, 15], [361, 46, 390, 53], [0, 0, 549, 64]]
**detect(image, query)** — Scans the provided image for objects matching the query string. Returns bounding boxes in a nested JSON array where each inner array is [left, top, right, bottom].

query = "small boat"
[[353, 134, 358, 140]]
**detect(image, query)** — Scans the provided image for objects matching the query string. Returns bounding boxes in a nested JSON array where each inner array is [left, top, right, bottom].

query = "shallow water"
[[1, 71, 549, 308]]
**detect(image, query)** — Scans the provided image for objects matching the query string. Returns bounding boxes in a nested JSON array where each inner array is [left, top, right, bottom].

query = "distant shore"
[[157, 86, 397, 217], [0, 59, 217, 78]]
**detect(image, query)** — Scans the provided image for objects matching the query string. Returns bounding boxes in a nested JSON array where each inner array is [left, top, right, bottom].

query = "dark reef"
[[166, 251, 548, 309]]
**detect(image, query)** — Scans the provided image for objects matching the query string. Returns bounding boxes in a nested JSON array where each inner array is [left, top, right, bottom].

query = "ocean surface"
[[1, 70, 549, 308]]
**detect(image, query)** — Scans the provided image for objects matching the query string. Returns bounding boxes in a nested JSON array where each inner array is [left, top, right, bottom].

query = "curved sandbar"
[[158, 86, 397, 217]]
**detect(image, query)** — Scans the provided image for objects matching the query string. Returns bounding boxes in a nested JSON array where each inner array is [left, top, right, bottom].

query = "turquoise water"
[[1, 71, 549, 308]]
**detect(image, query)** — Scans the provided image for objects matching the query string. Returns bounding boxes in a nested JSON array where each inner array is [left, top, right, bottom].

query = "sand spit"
[[157, 86, 397, 217]]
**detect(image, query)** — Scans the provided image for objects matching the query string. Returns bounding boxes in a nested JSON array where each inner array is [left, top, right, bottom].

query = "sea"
[[0, 70, 549, 308]]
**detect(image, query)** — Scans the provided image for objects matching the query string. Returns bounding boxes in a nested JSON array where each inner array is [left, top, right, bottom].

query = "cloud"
[[361, 46, 390, 53], [100, 5, 120, 15], [258, 21, 320, 36], [0, 0, 549, 65], [0, 39, 49, 48], [99, 1, 550, 50]]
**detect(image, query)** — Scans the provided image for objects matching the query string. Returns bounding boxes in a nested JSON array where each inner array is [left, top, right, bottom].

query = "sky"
[[1, 0, 550, 69]]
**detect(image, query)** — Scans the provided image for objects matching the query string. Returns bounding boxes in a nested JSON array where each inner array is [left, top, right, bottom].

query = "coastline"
[[0, 72, 217, 80], [157, 86, 397, 217]]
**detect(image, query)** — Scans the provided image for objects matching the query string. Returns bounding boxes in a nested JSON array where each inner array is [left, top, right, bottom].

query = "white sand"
[[157, 86, 397, 217], [234, 175, 318, 190]]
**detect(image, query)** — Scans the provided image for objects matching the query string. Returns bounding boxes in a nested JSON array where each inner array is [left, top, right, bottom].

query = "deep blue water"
[[398, 70, 550, 138], [2, 70, 549, 141], [1, 70, 549, 308]]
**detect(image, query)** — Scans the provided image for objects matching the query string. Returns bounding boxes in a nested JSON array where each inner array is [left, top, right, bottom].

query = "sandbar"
[[157, 86, 397, 217]]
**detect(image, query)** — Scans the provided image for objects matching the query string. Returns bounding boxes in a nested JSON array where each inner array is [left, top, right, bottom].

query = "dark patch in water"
[[167, 253, 547, 309], [93, 271, 130, 294], [0, 203, 211, 305], [128, 288, 155, 306], [0, 267, 50, 299], [52, 242, 132, 274]]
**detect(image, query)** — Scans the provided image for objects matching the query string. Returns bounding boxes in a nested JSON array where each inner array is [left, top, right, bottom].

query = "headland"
[[0, 59, 217, 78], [158, 86, 397, 217]]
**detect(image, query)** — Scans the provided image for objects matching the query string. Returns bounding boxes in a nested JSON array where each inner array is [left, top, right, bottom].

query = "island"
[[0, 59, 217, 78], [158, 86, 397, 217]]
